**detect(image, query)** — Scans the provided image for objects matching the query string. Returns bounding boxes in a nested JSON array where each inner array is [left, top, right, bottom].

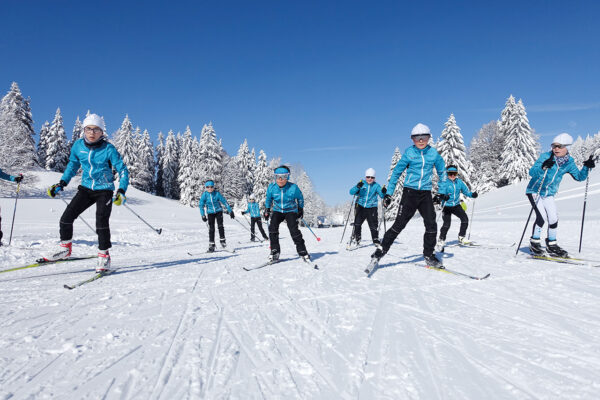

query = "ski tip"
[[64, 284, 74, 290], [479, 273, 491, 280]]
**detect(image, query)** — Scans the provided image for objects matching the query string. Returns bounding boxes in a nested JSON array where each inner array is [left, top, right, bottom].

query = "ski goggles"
[[365, 176, 375, 179], [551, 143, 566, 149], [275, 173, 290, 180], [411, 134, 431, 142], [205, 185, 215, 189], [447, 171, 458, 176]]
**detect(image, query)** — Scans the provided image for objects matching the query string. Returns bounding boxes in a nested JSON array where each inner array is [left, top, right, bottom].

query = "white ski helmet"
[[82, 113, 106, 132], [411, 123, 431, 137], [552, 133, 573, 146], [365, 168, 376, 177]]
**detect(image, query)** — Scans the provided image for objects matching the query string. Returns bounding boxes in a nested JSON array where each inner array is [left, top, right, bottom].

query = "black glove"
[[381, 186, 387, 195], [472, 192, 478, 199], [263, 208, 271, 221], [297, 207, 304, 220], [357, 180, 364, 188], [433, 194, 442, 205], [542, 156, 555, 170], [229, 211, 235, 219], [14, 174, 23, 183], [241, 211, 246, 215], [47, 180, 67, 198], [583, 155, 595, 169], [202, 215, 207, 222], [382, 194, 392, 208], [441, 193, 450, 201]]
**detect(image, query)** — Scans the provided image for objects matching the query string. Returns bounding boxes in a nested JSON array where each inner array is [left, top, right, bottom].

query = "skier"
[[348, 168, 385, 248], [0, 169, 24, 246], [526, 133, 594, 257], [241, 194, 268, 242], [371, 123, 447, 268], [434, 165, 478, 251], [45, 113, 129, 272], [198, 179, 234, 252], [263, 165, 310, 262]]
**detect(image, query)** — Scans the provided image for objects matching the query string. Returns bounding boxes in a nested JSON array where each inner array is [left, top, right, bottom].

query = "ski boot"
[[435, 238, 445, 253], [373, 239, 382, 250], [207, 242, 216, 253], [220, 238, 227, 248], [458, 236, 471, 246], [96, 250, 111, 273], [371, 247, 384, 261], [545, 239, 569, 258], [268, 250, 280, 263], [43, 240, 72, 261], [529, 237, 545, 256], [250, 236, 256, 242], [424, 254, 444, 269]]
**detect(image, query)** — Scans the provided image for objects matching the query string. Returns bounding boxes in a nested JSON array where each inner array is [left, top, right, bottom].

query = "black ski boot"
[[371, 247, 384, 260], [529, 237, 545, 256], [207, 242, 216, 253], [220, 239, 227, 248], [545, 239, 568, 258], [268, 249, 280, 263], [373, 239, 382, 250], [424, 254, 444, 269]]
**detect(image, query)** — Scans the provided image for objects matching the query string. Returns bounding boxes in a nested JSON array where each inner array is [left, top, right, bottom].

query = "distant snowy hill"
[[1, 170, 599, 399]]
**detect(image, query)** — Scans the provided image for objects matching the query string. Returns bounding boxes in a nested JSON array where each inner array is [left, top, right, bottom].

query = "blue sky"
[[2, 0, 599, 204]]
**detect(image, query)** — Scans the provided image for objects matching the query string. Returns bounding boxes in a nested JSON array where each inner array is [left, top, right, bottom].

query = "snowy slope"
[[1, 171, 600, 399]]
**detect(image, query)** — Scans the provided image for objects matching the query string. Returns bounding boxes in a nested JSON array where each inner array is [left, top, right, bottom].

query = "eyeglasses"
[[275, 173, 290, 180], [551, 144, 565, 149], [412, 134, 430, 142], [84, 126, 103, 134], [365, 176, 375, 179]]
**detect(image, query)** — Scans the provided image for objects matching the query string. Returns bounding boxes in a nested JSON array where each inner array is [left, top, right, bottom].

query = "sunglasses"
[[205, 186, 214, 188], [551, 144, 565, 149], [447, 172, 458, 176], [365, 176, 375, 179], [412, 134, 431, 142]]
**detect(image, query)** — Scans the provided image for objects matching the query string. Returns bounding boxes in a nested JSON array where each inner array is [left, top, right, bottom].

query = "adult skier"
[[198, 179, 234, 252], [526, 133, 594, 257], [348, 168, 385, 247], [45, 113, 129, 272], [435, 165, 478, 251], [371, 123, 446, 268], [263, 165, 310, 262], [241, 194, 268, 241], [0, 169, 24, 246]]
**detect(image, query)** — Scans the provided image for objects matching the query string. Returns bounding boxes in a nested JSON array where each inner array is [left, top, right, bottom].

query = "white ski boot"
[[435, 238, 445, 252], [96, 250, 111, 273], [43, 240, 72, 261], [458, 236, 472, 246]]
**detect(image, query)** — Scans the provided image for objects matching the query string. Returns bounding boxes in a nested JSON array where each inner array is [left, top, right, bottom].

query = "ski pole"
[[243, 214, 263, 242], [340, 195, 358, 243], [301, 218, 321, 242], [8, 182, 21, 246], [467, 198, 476, 240], [436, 200, 447, 223], [59, 197, 96, 234], [515, 167, 549, 256], [124, 203, 162, 235], [234, 217, 264, 242], [382, 199, 387, 233], [578, 173, 592, 253]]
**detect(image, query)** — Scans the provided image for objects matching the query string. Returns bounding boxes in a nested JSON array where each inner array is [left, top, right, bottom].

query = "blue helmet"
[[446, 165, 458, 173]]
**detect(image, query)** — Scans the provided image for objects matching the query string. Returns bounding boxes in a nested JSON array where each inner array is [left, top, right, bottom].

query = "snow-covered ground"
[[1, 171, 600, 399]]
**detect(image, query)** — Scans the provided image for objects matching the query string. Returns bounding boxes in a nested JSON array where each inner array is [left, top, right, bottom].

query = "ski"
[[187, 248, 236, 257], [364, 258, 380, 278], [64, 270, 116, 289], [0, 256, 96, 274], [301, 257, 319, 270], [443, 242, 515, 251], [529, 254, 597, 266], [244, 259, 284, 271], [346, 243, 372, 252], [422, 264, 491, 280]]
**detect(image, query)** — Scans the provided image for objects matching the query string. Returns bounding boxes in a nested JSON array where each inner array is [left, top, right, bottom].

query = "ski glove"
[[297, 207, 304, 220], [202, 215, 208, 222], [472, 192, 478, 198], [440, 193, 450, 201], [14, 174, 23, 183], [229, 211, 235, 219], [381, 186, 387, 195], [113, 189, 126, 206], [263, 208, 271, 221], [382, 194, 392, 208], [583, 156, 596, 169], [542, 157, 555, 170], [241, 211, 246, 215], [47, 180, 67, 198], [356, 180, 364, 188]]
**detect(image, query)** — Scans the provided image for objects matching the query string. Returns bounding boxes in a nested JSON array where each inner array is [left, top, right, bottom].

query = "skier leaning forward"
[[349, 167, 385, 247], [242, 194, 268, 242], [526, 133, 594, 257], [198, 179, 234, 252], [45, 113, 129, 272], [263, 165, 310, 262], [435, 164, 478, 251], [371, 123, 447, 268]]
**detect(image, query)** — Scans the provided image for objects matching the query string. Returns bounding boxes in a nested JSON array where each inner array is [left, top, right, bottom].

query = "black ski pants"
[[60, 186, 113, 250], [381, 187, 437, 257], [207, 211, 225, 243], [250, 216, 268, 240], [269, 211, 308, 256], [439, 204, 469, 240], [352, 204, 379, 243]]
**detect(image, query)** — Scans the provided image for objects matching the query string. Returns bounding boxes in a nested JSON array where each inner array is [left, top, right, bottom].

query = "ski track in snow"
[[1, 170, 600, 399]]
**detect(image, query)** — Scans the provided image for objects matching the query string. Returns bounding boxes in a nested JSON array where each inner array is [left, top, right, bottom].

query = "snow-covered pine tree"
[[198, 122, 222, 186], [498, 97, 538, 186], [236, 139, 255, 196], [469, 121, 502, 194], [70, 116, 83, 149], [252, 150, 272, 211], [569, 136, 586, 167], [131, 129, 154, 192], [221, 154, 245, 203], [161, 130, 179, 199], [385, 147, 404, 219], [155, 132, 165, 196], [294, 167, 325, 226], [44, 108, 69, 172], [113, 118, 139, 186], [177, 126, 197, 206], [112, 115, 133, 155], [437, 114, 472, 188], [37, 120, 51, 168], [0, 82, 37, 170]]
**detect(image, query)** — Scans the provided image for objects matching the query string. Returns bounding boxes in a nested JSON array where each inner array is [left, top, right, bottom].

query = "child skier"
[[0, 169, 24, 246], [435, 165, 478, 251], [241, 194, 268, 242], [198, 180, 234, 252], [526, 133, 594, 257], [263, 165, 310, 262], [371, 123, 446, 268], [45, 113, 129, 272], [349, 168, 385, 248]]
